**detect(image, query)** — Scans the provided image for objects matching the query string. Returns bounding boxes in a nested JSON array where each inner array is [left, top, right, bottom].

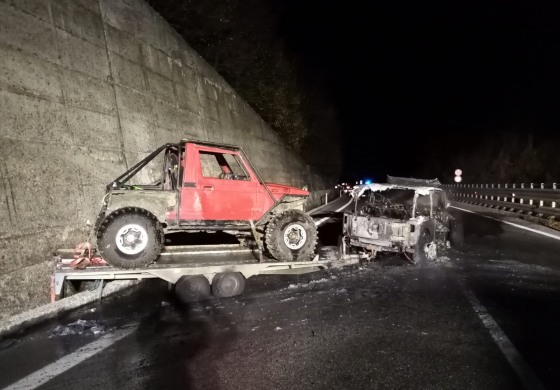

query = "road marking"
[[463, 289, 546, 390], [314, 198, 354, 227], [4, 326, 137, 390], [451, 205, 560, 241]]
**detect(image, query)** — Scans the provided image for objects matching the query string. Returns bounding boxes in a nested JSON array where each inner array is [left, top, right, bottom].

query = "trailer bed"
[[53, 244, 359, 299]]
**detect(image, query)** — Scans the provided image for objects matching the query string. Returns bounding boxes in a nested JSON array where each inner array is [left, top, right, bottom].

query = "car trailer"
[[53, 244, 360, 302]]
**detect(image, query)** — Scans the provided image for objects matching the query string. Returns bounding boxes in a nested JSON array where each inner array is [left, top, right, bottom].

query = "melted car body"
[[343, 177, 462, 264]]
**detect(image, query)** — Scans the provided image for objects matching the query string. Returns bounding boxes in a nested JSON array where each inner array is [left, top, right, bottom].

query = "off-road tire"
[[212, 272, 245, 298], [449, 219, 464, 248], [175, 275, 211, 303], [97, 208, 163, 269], [413, 222, 436, 267], [265, 209, 318, 262]]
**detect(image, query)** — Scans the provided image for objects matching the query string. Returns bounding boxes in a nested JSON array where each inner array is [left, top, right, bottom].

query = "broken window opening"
[[199, 151, 249, 180]]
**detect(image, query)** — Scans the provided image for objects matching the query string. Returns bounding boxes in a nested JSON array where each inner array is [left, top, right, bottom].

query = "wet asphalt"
[[1, 196, 560, 389]]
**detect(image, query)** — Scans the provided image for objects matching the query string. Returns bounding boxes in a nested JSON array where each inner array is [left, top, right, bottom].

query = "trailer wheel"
[[97, 209, 163, 269], [265, 209, 318, 262], [212, 272, 245, 298], [175, 275, 211, 303]]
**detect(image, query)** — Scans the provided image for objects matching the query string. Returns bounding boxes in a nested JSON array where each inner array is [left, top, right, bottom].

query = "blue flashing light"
[[364, 179, 372, 185]]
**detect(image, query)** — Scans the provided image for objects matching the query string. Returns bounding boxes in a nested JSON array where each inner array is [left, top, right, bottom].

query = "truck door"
[[180, 146, 259, 221]]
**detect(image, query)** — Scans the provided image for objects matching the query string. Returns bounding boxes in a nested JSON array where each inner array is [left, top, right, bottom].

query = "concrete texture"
[[0, 280, 138, 339], [0, 0, 335, 320]]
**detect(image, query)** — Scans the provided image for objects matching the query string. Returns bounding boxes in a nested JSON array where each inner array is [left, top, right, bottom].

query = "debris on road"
[[50, 319, 112, 337]]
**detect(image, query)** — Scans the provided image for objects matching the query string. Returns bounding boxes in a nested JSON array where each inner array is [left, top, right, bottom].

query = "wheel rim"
[[283, 223, 307, 250], [116, 224, 148, 255], [220, 275, 240, 295], [424, 242, 437, 260]]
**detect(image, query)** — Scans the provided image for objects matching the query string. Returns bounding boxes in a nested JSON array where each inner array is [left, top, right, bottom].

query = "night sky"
[[279, 0, 560, 183]]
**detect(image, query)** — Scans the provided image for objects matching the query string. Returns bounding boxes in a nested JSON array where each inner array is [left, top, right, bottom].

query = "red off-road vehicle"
[[95, 140, 317, 268]]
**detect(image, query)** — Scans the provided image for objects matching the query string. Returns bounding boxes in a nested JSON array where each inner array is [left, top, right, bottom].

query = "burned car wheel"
[[97, 209, 163, 269], [414, 225, 437, 266], [265, 209, 318, 262], [449, 219, 464, 248]]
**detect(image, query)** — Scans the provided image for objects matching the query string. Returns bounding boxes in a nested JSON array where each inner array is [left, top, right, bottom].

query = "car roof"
[[353, 183, 441, 198]]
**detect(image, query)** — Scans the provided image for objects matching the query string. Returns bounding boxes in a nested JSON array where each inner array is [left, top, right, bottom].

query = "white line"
[[4, 326, 137, 390], [315, 198, 354, 227], [463, 289, 546, 390], [451, 205, 560, 241]]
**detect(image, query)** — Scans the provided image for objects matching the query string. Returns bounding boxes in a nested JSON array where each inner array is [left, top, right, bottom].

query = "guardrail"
[[443, 183, 560, 219]]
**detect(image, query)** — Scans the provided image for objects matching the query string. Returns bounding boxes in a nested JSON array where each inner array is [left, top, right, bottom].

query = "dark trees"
[[148, 0, 342, 178]]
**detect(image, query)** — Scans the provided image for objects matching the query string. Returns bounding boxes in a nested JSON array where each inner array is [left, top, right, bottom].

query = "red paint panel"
[[179, 144, 261, 221], [176, 142, 309, 222], [266, 183, 309, 199], [197, 176, 258, 220]]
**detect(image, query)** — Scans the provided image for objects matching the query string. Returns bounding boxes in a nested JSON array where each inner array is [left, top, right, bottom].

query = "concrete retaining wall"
[[0, 0, 334, 320]]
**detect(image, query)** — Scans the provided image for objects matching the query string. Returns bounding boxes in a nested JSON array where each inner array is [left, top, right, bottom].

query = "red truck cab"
[[178, 142, 307, 222], [95, 140, 317, 268]]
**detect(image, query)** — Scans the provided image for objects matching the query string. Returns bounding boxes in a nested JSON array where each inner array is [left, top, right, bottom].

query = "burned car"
[[342, 176, 463, 265]]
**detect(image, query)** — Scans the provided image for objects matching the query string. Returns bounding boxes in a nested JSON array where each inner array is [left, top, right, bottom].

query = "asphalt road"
[[2, 196, 560, 389]]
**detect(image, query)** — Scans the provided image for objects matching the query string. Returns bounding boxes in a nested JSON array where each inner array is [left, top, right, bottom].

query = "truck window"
[[433, 192, 445, 208], [199, 151, 249, 180], [416, 194, 432, 216], [223, 154, 249, 179], [200, 152, 223, 178]]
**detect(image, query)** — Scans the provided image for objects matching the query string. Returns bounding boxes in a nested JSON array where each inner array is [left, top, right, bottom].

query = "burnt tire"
[[449, 219, 464, 248], [413, 223, 437, 267], [265, 209, 318, 262], [212, 272, 245, 298], [97, 209, 163, 269], [175, 275, 211, 303]]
